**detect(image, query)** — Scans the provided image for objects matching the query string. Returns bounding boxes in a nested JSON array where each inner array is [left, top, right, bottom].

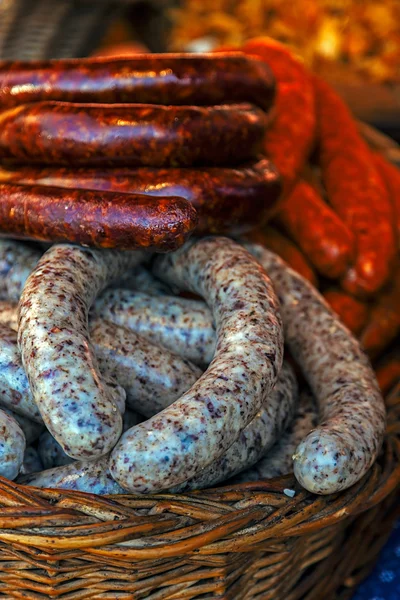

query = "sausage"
[[0, 301, 18, 330], [373, 152, 400, 247], [0, 158, 282, 236], [18, 244, 146, 460], [233, 389, 318, 482], [0, 183, 197, 252], [360, 267, 400, 359], [0, 408, 25, 480], [246, 227, 317, 285], [20, 446, 44, 476], [0, 407, 44, 444], [115, 265, 171, 296], [0, 240, 41, 302], [109, 237, 284, 493], [275, 179, 355, 279], [244, 242, 386, 494], [38, 409, 141, 471], [323, 289, 369, 336], [18, 456, 126, 494], [313, 76, 396, 297], [171, 361, 298, 491], [91, 319, 202, 417], [0, 53, 275, 111], [94, 290, 216, 367], [236, 38, 316, 196], [0, 102, 268, 168], [375, 345, 400, 395]]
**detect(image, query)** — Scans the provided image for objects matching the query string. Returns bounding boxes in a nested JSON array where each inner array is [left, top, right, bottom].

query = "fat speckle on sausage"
[[0, 407, 25, 480], [109, 237, 283, 493], [18, 244, 145, 460], [245, 243, 386, 494]]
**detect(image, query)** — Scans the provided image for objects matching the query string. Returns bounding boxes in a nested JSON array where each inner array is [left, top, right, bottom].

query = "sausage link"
[[360, 267, 400, 360], [233, 389, 318, 482], [323, 289, 369, 336], [110, 237, 284, 493], [244, 242, 386, 494], [375, 345, 400, 395], [94, 290, 216, 367], [0, 407, 44, 444], [20, 446, 43, 476], [314, 76, 396, 297], [0, 54, 275, 111], [0, 183, 197, 252], [18, 457, 125, 494], [275, 179, 355, 279], [18, 244, 146, 460], [0, 407, 25, 480], [0, 102, 268, 168], [171, 361, 298, 491], [247, 227, 317, 285], [239, 38, 316, 196], [0, 159, 282, 236], [0, 240, 41, 302], [91, 319, 202, 417], [373, 152, 400, 246]]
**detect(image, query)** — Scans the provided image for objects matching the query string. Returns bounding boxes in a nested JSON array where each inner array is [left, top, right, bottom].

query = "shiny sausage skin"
[[91, 319, 202, 417], [0, 159, 282, 236], [275, 179, 355, 279], [0, 407, 25, 480], [0, 183, 197, 251], [0, 102, 268, 168], [373, 153, 400, 247], [360, 267, 400, 360], [171, 361, 298, 491], [246, 228, 317, 285], [323, 290, 369, 336], [110, 237, 283, 493], [94, 290, 216, 368], [245, 243, 386, 494], [314, 76, 396, 297], [0, 240, 41, 301], [233, 389, 318, 482], [0, 53, 275, 111], [18, 244, 145, 461]]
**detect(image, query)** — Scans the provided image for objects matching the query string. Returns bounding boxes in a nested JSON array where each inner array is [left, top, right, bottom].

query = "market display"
[[0, 40, 397, 503]]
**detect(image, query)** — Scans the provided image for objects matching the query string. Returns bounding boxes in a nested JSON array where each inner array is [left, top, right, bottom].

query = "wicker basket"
[[0, 129, 399, 600]]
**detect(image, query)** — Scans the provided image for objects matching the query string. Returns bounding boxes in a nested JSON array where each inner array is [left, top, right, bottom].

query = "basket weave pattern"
[[0, 383, 398, 599]]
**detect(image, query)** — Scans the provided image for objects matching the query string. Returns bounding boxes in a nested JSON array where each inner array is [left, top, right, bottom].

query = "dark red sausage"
[[0, 159, 281, 235], [0, 102, 268, 168], [373, 152, 400, 248], [375, 346, 400, 395], [0, 53, 275, 111], [323, 289, 369, 335], [0, 183, 197, 251]]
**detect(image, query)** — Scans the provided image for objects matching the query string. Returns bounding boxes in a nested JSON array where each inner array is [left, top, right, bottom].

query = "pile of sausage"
[[0, 41, 395, 497]]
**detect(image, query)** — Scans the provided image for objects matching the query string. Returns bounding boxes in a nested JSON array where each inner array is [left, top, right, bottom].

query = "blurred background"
[[0, 0, 399, 139]]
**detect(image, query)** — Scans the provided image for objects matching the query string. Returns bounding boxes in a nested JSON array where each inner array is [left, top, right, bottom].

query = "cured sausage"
[[0, 53, 275, 111], [171, 361, 298, 491], [94, 290, 216, 367], [244, 243, 386, 494], [109, 237, 283, 493], [0, 183, 197, 251], [323, 289, 369, 335], [373, 153, 400, 246], [314, 76, 396, 297], [0, 408, 25, 480], [18, 244, 145, 460], [0, 158, 282, 236], [275, 179, 355, 279], [375, 346, 400, 395], [0, 240, 41, 302], [234, 389, 318, 482], [0, 102, 268, 167]]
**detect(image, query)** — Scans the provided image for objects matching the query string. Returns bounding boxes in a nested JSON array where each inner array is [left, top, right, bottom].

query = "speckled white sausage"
[[233, 389, 318, 482], [110, 237, 283, 493], [18, 244, 146, 460], [0, 407, 25, 480], [91, 319, 202, 417], [245, 243, 386, 495], [0, 239, 41, 301], [18, 456, 125, 494], [38, 409, 141, 470], [171, 361, 298, 491], [20, 446, 44, 476], [94, 290, 215, 367], [115, 265, 170, 295], [1, 407, 44, 444]]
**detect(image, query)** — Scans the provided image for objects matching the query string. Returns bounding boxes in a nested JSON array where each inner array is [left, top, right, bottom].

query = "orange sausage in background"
[[323, 289, 369, 336], [373, 152, 400, 247], [375, 346, 400, 396]]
